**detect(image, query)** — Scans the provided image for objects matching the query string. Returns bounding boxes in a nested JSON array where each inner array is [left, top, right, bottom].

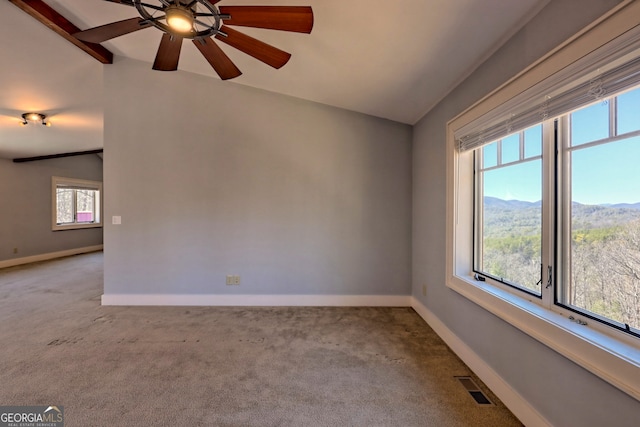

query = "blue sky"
[[483, 87, 640, 205]]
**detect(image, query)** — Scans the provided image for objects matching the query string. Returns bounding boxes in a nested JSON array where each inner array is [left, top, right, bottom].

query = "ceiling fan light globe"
[[166, 7, 194, 34]]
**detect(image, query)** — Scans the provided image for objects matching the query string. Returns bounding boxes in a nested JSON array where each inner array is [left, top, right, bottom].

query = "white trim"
[[101, 294, 413, 307], [411, 297, 552, 427], [0, 245, 104, 269]]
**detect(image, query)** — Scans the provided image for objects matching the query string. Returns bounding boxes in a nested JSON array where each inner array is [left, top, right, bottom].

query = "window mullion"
[[610, 96, 617, 137], [519, 132, 525, 161], [557, 116, 572, 309], [92, 191, 96, 223], [72, 189, 77, 223], [541, 119, 556, 308], [474, 151, 484, 273]]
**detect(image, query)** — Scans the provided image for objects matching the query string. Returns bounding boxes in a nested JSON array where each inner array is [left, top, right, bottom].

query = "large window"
[[52, 177, 102, 231], [446, 1, 640, 402], [474, 90, 640, 335]]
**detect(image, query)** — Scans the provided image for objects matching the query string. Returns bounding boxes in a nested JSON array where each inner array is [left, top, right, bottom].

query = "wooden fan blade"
[[219, 6, 313, 33], [216, 26, 291, 69], [73, 18, 151, 44], [193, 38, 242, 80], [153, 33, 183, 71]]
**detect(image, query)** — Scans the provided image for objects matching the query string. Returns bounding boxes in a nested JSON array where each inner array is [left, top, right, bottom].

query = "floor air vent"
[[455, 376, 493, 406]]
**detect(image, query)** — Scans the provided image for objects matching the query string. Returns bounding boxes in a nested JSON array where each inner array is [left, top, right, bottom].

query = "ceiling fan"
[[73, 0, 314, 80]]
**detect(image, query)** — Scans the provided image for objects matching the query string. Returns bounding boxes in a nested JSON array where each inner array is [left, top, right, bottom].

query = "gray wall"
[[103, 58, 412, 296], [413, 0, 640, 425], [0, 155, 103, 262]]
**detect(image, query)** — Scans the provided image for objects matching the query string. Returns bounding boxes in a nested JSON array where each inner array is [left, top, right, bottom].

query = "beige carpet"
[[0, 252, 522, 426]]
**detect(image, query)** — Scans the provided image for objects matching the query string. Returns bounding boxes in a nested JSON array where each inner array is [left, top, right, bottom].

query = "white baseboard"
[[411, 297, 551, 427], [101, 293, 412, 307], [0, 245, 103, 269]]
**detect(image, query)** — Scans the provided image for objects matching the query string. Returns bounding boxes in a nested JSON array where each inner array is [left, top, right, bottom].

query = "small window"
[[523, 124, 542, 158], [616, 86, 640, 134], [570, 101, 610, 146], [483, 142, 498, 168], [52, 177, 102, 231], [501, 133, 520, 164]]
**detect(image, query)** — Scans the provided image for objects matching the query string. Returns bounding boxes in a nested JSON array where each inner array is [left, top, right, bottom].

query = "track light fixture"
[[21, 112, 51, 127]]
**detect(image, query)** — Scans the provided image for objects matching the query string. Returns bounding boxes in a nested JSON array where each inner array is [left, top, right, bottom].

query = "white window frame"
[[52, 176, 103, 231], [446, 1, 640, 401]]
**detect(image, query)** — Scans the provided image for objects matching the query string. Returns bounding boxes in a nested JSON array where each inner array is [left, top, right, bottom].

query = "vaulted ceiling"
[[0, 0, 547, 159]]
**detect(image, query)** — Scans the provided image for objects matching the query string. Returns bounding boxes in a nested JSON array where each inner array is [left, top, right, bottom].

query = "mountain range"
[[483, 196, 640, 233], [484, 196, 640, 210]]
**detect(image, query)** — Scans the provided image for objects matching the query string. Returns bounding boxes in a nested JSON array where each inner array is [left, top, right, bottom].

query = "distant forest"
[[481, 196, 640, 330]]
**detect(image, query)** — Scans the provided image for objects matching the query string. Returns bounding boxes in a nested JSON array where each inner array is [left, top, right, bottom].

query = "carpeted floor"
[[0, 252, 522, 426]]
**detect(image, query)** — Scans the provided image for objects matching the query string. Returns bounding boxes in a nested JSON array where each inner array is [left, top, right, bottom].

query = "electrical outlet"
[[226, 275, 241, 286], [422, 284, 427, 296]]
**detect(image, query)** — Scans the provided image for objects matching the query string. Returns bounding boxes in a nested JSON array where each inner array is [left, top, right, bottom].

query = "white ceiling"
[[0, 0, 547, 159]]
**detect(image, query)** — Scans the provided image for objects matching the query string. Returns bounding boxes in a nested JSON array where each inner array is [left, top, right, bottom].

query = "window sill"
[[52, 223, 103, 231], [448, 273, 640, 401]]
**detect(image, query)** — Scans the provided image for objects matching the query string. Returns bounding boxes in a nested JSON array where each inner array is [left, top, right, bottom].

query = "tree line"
[[481, 199, 640, 331]]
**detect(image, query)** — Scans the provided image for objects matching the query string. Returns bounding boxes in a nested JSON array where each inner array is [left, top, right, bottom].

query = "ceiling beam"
[[8, 0, 113, 64], [13, 149, 103, 163]]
